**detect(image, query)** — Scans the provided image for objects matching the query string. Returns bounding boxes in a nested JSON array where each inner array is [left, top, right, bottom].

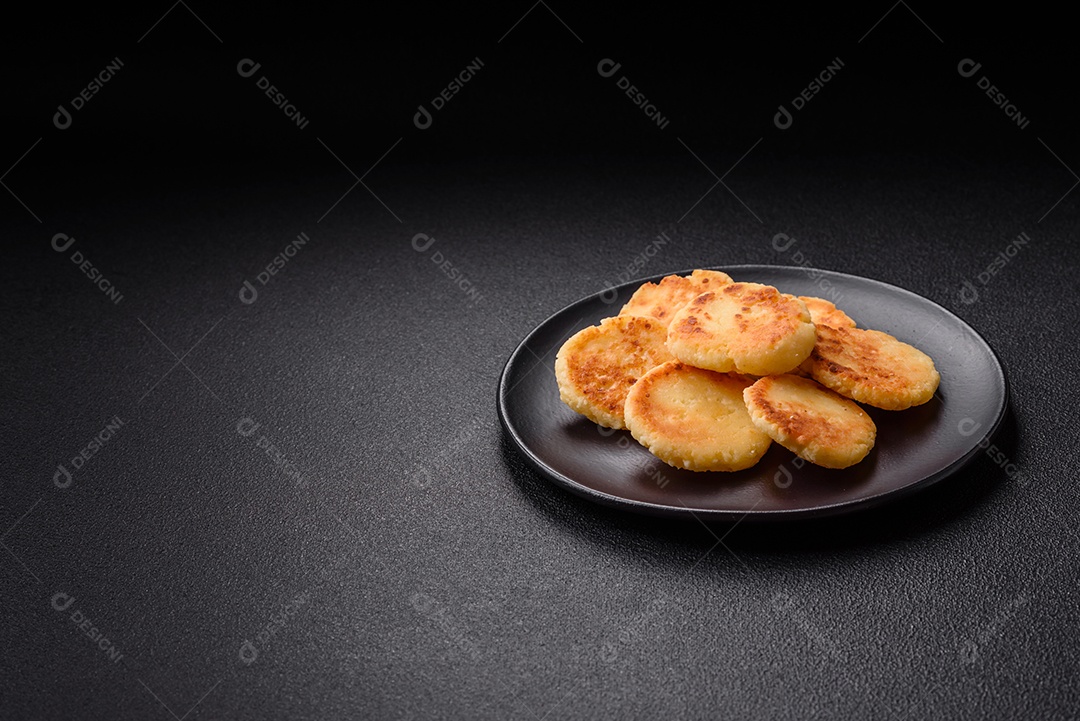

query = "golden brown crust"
[[618, 269, 733, 327], [554, 314, 675, 429], [666, 283, 816, 375], [804, 325, 940, 410], [797, 296, 857, 328], [624, 362, 771, 472], [688, 268, 735, 287], [743, 375, 876, 469]]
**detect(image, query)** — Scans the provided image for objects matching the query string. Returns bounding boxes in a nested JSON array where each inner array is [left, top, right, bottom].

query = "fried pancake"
[[619, 269, 733, 327], [777, 294, 822, 377], [667, 282, 816, 376], [798, 296, 857, 329], [743, 375, 876, 469], [689, 268, 735, 287], [554, 315, 675, 429], [804, 325, 940, 410], [624, 362, 771, 472]]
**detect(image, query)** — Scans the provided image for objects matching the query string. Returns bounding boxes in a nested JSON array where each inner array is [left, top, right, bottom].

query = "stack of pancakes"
[[555, 270, 940, 472]]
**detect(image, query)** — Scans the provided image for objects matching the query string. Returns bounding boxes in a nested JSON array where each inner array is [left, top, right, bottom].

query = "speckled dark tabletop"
[[3, 6, 1078, 720]]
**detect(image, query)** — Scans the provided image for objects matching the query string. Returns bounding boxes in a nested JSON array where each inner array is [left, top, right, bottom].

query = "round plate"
[[497, 265, 1008, 521]]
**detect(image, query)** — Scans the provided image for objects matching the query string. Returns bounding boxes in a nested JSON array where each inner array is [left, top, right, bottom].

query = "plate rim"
[[497, 264, 1010, 522]]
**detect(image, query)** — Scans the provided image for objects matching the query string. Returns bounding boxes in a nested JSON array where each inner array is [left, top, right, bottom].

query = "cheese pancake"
[[804, 325, 940, 410], [624, 362, 771, 472], [743, 374, 876, 469], [798, 296, 857, 329], [667, 283, 816, 376], [618, 269, 733, 328], [554, 315, 675, 429]]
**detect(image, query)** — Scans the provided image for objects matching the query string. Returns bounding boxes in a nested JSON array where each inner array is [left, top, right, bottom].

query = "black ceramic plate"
[[498, 265, 1008, 521]]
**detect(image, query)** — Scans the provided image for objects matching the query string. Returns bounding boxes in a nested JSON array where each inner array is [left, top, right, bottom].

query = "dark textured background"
[[2, 5, 1078, 720]]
